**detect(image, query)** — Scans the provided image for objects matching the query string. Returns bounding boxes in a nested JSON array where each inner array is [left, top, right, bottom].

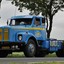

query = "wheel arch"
[[28, 36, 38, 46]]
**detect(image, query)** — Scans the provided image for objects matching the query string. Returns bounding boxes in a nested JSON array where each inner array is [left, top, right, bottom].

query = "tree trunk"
[[47, 16, 53, 38]]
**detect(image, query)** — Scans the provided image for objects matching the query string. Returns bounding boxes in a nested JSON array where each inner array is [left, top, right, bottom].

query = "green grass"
[[46, 53, 57, 57], [3, 52, 63, 64], [7, 52, 25, 58], [1, 62, 64, 64], [7, 52, 56, 58], [30, 62, 64, 64]]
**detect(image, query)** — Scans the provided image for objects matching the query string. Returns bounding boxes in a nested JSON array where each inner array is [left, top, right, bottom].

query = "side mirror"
[[45, 18, 48, 29], [7, 19, 10, 25], [7, 20, 8, 25]]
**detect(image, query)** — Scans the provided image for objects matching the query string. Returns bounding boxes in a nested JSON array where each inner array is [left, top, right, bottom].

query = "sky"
[[0, 0, 64, 40]]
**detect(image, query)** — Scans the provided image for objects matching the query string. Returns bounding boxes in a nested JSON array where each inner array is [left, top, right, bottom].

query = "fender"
[[16, 32, 36, 44]]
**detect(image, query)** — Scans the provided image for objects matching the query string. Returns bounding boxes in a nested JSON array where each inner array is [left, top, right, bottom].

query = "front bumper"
[[0, 42, 25, 51], [0, 41, 25, 46]]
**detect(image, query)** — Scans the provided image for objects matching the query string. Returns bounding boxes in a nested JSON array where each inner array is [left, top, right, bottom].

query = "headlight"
[[18, 35, 22, 41]]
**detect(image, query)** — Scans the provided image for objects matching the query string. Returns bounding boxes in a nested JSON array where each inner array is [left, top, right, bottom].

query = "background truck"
[[0, 15, 64, 57]]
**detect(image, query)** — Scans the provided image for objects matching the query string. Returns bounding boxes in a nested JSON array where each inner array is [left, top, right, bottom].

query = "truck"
[[0, 15, 64, 57]]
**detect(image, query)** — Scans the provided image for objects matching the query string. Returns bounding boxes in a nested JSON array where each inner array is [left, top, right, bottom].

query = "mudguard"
[[16, 32, 36, 44]]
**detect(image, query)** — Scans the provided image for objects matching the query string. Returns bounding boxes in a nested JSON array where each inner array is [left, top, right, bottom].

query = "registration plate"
[[50, 41, 58, 46], [2, 46, 10, 49]]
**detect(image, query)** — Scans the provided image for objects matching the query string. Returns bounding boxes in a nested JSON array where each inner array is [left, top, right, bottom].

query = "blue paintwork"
[[42, 39, 62, 52], [11, 15, 45, 20], [0, 15, 62, 52]]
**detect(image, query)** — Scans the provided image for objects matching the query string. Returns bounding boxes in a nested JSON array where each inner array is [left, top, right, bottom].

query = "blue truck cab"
[[0, 15, 64, 57]]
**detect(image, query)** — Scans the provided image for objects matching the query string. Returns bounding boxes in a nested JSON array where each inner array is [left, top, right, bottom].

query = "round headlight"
[[18, 35, 22, 41]]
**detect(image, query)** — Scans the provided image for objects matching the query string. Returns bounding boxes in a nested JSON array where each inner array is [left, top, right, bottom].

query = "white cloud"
[[0, 0, 30, 22], [51, 10, 64, 40]]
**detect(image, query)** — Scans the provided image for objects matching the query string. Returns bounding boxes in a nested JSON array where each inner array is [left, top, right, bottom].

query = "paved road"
[[0, 58, 64, 62]]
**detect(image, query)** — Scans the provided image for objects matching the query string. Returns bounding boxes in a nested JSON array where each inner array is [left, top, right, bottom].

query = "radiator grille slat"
[[0, 29, 2, 40], [0, 28, 9, 41], [4, 29, 9, 41]]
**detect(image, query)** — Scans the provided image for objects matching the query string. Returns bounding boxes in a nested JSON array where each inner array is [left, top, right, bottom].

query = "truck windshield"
[[10, 18, 32, 26]]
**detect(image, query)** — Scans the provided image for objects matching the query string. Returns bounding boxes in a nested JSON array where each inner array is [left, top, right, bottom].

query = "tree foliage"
[[12, 0, 64, 38], [0, 0, 2, 3], [0, 0, 2, 7]]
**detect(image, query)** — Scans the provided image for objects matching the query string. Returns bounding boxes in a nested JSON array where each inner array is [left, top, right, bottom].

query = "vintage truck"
[[0, 15, 64, 57]]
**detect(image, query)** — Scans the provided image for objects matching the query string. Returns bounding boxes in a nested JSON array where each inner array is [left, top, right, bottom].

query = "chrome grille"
[[0, 28, 9, 41], [4, 28, 9, 41], [0, 29, 2, 41]]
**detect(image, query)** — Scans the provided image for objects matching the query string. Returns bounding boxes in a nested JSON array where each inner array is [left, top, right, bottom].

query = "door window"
[[34, 18, 41, 26]]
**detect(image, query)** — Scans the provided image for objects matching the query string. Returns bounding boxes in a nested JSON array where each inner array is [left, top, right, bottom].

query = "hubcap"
[[28, 43, 35, 54]]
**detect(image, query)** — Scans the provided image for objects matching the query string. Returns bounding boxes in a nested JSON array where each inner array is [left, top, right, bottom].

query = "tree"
[[0, 0, 2, 3], [0, 0, 2, 8], [12, 0, 64, 38]]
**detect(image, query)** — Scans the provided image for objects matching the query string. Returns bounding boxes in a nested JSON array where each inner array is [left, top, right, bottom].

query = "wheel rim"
[[28, 43, 35, 54]]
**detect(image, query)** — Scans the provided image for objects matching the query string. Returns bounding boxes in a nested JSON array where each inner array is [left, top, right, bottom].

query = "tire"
[[0, 51, 8, 58], [24, 39, 36, 57], [56, 50, 64, 57]]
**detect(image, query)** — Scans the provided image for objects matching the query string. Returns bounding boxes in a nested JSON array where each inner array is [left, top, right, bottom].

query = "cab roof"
[[11, 15, 45, 20]]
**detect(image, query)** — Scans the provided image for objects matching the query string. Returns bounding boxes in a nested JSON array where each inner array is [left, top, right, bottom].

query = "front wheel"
[[24, 39, 36, 57]]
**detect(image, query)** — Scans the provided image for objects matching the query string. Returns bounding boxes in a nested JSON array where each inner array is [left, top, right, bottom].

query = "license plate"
[[50, 41, 58, 46], [2, 46, 10, 49]]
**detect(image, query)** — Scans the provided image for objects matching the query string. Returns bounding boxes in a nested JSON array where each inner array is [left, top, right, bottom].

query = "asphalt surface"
[[0, 58, 64, 62]]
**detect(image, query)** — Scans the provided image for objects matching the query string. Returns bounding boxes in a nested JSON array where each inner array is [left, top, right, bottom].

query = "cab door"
[[33, 17, 43, 40]]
